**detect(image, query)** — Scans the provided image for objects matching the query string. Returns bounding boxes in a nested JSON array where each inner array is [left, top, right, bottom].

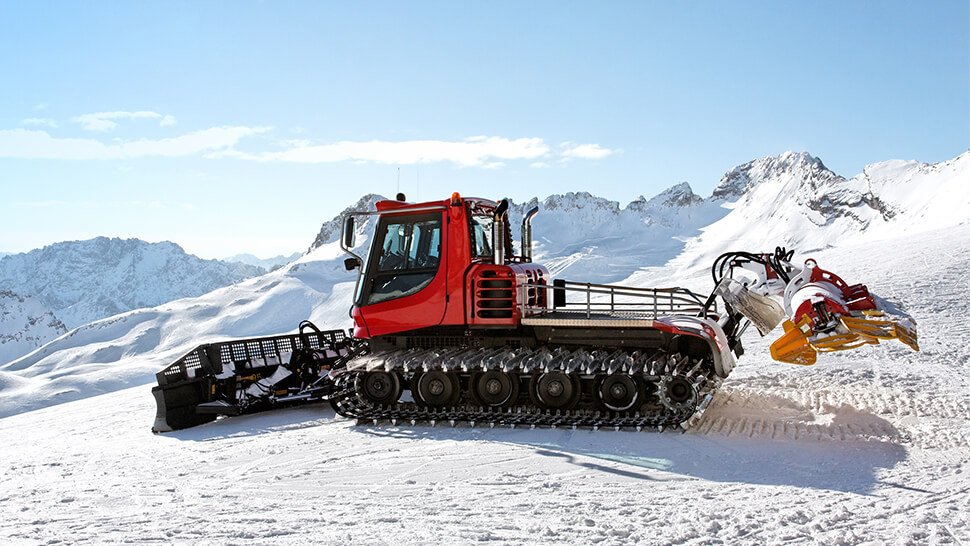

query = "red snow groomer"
[[151, 193, 918, 432]]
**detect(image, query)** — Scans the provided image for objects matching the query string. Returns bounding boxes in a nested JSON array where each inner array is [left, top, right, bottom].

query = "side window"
[[470, 215, 494, 258], [366, 213, 443, 305]]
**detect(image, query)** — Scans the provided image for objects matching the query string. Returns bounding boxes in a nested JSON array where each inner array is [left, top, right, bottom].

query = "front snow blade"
[[151, 380, 218, 433], [151, 323, 364, 433]]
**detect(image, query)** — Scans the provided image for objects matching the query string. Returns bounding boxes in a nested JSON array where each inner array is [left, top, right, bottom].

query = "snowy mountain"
[[505, 188, 726, 282], [0, 291, 67, 365], [0, 237, 266, 329], [224, 252, 302, 271], [668, 150, 970, 272], [1, 150, 967, 418]]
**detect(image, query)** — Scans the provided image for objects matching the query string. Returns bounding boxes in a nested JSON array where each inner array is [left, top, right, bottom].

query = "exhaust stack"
[[493, 198, 509, 265], [521, 206, 539, 262]]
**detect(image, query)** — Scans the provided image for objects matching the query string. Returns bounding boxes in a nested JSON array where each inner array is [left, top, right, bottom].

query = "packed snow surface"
[[1, 219, 968, 545]]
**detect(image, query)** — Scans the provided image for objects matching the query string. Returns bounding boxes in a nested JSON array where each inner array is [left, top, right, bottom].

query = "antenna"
[[396, 167, 400, 194], [416, 166, 420, 201]]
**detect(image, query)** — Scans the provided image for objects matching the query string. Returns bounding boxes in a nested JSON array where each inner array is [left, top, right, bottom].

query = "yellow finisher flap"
[[770, 318, 818, 365], [841, 315, 920, 351], [811, 333, 877, 352]]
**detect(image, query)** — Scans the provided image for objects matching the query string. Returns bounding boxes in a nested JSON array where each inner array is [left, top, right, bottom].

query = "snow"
[[0, 225, 967, 544], [0, 151, 968, 543]]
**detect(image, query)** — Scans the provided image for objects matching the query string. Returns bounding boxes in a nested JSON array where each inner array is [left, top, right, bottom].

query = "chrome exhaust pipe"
[[521, 206, 539, 262], [493, 199, 509, 265]]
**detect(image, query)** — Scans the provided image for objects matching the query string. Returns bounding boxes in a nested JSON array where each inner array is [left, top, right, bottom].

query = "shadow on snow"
[[167, 396, 905, 495]]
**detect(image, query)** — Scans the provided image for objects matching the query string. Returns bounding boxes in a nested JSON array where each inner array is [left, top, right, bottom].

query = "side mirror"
[[344, 257, 361, 271], [343, 216, 356, 248]]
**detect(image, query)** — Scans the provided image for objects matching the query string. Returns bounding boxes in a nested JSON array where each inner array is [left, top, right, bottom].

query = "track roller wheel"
[[359, 371, 401, 406], [657, 375, 697, 412], [530, 371, 580, 410], [596, 374, 640, 412], [414, 370, 461, 407], [471, 370, 519, 408]]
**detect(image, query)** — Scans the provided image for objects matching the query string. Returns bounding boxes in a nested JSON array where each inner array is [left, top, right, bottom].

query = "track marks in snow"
[[695, 377, 969, 450]]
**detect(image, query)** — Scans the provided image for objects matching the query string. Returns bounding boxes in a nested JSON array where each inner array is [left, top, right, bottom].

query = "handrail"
[[519, 279, 717, 320]]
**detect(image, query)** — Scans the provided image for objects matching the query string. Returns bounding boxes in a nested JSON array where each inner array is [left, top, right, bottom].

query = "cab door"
[[355, 211, 448, 336]]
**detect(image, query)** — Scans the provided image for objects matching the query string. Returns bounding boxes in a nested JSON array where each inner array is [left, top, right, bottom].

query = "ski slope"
[[0, 225, 967, 545]]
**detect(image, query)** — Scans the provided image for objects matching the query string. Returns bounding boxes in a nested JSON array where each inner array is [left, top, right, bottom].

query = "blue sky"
[[1, 1, 967, 258]]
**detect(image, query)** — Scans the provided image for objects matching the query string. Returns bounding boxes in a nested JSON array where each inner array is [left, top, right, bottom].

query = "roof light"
[[450, 192, 462, 206]]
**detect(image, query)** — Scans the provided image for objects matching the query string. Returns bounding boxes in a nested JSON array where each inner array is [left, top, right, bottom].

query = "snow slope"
[[0, 251, 358, 418], [0, 225, 966, 544]]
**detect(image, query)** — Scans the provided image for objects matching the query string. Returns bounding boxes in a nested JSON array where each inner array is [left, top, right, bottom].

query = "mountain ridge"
[[224, 252, 301, 270], [0, 237, 266, 331]]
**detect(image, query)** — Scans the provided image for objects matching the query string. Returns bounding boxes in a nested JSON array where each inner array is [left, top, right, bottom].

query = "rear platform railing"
[[520, 279, 715, 320]]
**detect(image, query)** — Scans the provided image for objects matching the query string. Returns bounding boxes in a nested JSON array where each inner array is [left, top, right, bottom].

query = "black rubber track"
[[330, 345, 721, 431]]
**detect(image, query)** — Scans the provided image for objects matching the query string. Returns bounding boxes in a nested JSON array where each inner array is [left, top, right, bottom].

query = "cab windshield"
[[365, 212, 442, 305]]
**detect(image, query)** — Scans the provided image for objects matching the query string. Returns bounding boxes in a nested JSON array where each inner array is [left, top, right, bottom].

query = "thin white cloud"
[[72, 110, 178, 132], [229, 136, 551, 167], [559, 142, 616, 160], [0, 127, 267, 160], [22, 117, 58, 128], [1, 119, 617, 168]]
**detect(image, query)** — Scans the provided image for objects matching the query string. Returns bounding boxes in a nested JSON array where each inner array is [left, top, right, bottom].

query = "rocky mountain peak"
[[308, 193, 386, 251], [541, 192, 621, 215], [0, 290, 67, 365], [640, 182, 703, 208], [713, 151, 842, 200]]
